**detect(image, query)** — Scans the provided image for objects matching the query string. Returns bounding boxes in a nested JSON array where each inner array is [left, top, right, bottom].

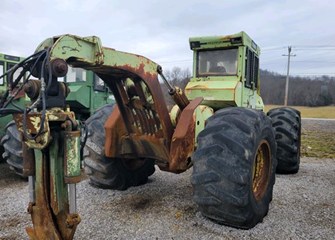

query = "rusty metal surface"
[[26, 149, 79, 240], [169, 97, 203, 172], [14, 112, 51, 149], [100, 68, 172, 142], [104, 106, 125, 157], [50, 58, 68, 77], [100, 71, 174, 171], [104, 93, 203, 173], [120, 135, 170, 163], [99, 68, 200, 172], [41, 35, 173, 147], [24, 80, 41, 101], [16, 108, 81, 239], [19, 34, 212, 239], [35, 34, 204, 173], [170, 86, 190, 111], [14, 109, 76, 149], [104, 106, 170, 168], [22, 141, 35, 176], [24, 80, 70, 101], [36, 35, 174, 148], [66, 214, 81, 228]]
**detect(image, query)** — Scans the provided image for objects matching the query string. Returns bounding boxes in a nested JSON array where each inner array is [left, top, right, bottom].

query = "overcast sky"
[[1, 0, 335, 77]]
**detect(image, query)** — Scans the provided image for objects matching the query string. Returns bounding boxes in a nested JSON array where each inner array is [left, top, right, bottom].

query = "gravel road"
[[0, 119, 334, 240]]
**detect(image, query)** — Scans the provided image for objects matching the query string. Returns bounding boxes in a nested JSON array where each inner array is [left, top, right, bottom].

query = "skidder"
[[0, 32, 301, 239]]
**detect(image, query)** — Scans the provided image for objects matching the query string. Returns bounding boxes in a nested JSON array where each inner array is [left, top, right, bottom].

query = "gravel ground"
[[0, 119, 334, 240]]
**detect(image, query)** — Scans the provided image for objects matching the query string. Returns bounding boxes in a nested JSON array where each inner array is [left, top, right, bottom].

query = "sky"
[[1, 0, 335, 77]]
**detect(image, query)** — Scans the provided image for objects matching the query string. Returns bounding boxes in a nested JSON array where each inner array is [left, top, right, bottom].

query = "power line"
[[293, 45, 335, 48], [262, 45, 335, 52], [290, 73, 335, 75], [291, 60, 335, 63]]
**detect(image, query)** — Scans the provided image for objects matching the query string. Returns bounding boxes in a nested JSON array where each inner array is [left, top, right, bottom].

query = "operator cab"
[[0, 53, 26, 87], [186, 31, 264, 110]]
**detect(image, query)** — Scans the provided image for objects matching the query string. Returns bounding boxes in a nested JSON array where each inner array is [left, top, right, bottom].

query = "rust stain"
[[22, 141, 35, 177], [16, 108, 81, 239], [105, 106, 125, 158], [169, 97, 203, 172], [112, 62, 174, 146]]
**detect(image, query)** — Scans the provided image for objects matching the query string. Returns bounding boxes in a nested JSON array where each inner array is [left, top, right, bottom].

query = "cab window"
[[66, 67, 86, 82], [94, 74, 105, 91], [7, 63, 25, 84], [197, 48, 238, 76], [245, 47, 259, 89]]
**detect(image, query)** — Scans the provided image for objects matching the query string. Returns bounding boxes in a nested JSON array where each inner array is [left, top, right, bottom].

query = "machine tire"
[[0, 121, 24, 175], [267, 107, 301, 174], [83, 104, 155, 190], [191, 107, 277, 229], [0, 146, 5, 163]]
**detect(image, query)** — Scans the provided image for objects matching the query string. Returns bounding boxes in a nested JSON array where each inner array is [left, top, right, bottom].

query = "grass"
[[301, 130, 335, 158], [264, 105, 335, 119]]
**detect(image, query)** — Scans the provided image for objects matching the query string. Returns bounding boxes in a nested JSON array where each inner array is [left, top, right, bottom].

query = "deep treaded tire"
[[0, 121, 24, 175], [267, 107, 301, 174], [83, 104, 155, 190], [0, 146, 5, 163], [191, 107, 277, 229]]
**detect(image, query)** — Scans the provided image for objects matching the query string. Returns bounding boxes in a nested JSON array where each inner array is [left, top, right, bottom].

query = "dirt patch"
[[128, 195, 153, 210]]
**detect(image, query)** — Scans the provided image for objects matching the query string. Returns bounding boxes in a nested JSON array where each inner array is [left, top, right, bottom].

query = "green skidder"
[[185, 32, 301, 228]]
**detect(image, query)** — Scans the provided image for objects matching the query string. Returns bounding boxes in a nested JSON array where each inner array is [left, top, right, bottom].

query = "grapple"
[[11, 34, 202, 239]]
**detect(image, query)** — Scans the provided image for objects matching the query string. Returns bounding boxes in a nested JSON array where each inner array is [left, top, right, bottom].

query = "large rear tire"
[[83, 104, 155, 190], [191, 108, 277, 229], [267, 107, 301, 174], [0, 121, 24, 175]]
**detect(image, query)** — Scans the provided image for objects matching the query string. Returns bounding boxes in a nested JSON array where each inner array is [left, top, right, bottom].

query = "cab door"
[[244, 47, 262, 110]]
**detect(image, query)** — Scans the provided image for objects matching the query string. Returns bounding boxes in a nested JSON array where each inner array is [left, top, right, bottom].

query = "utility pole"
[[283, 46, 296, 106]]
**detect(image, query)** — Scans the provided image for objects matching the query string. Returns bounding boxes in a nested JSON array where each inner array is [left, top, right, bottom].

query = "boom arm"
[[42, 34, 173, 140], [37, 34, 202, 173], [38, 35, 175, 165]]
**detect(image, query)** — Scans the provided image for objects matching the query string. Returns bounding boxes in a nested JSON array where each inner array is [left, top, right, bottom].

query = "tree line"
[[162, 67, 335, 107], [260, 70, 335, 106]]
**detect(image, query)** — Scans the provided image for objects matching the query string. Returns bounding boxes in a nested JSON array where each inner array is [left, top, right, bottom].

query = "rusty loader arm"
[[13, 34, 202, 239], [38, 34, 202, 173]]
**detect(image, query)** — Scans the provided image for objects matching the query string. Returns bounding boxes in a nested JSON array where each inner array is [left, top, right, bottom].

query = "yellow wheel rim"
[[252, 140, 271, 201]]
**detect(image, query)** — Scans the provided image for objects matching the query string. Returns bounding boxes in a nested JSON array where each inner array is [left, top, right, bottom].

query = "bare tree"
[[261, 69, 335, 106], [160, 67, 191, 108], [161, 67, 335, 107]]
